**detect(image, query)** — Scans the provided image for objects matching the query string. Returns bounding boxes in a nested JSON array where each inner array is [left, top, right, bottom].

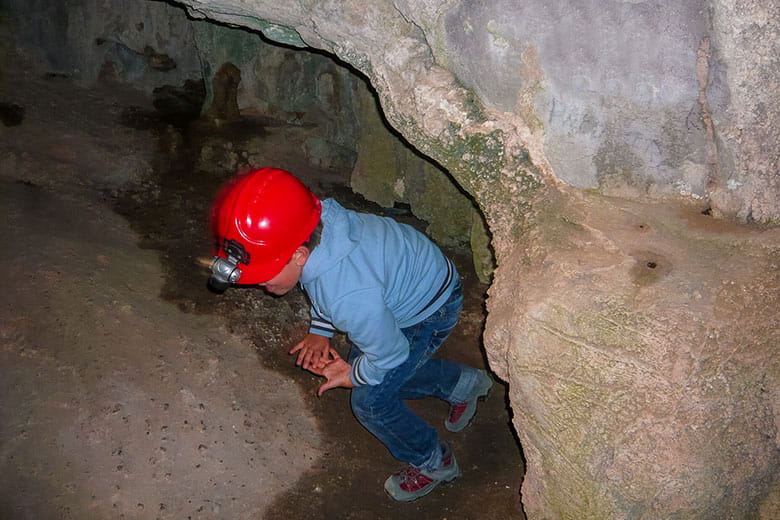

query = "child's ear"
[[292, 246, 310, 266]]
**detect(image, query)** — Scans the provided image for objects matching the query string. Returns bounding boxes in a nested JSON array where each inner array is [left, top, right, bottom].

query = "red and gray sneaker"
[[384, 442, 460, 502], [445, 369, 493, 432]]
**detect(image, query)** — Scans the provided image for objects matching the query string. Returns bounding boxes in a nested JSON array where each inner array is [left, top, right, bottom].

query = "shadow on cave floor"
[[16, 70, 525, 518]]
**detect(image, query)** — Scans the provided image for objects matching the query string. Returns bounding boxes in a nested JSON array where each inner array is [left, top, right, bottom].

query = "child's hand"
[[309, 350, 355, 397], [289, 333, 331, 370]]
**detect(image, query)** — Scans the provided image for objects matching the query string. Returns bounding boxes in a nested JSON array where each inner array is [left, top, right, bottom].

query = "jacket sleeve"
[[328, 288, 409, 386], [308, 306, 336, 338]]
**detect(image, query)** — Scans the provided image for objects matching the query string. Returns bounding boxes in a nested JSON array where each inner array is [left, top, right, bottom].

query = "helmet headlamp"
[[208, 239, 248, 293], [208, 167, 321, 289]]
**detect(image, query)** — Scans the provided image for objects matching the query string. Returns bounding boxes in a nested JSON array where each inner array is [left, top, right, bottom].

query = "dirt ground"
[[0, 59, 525, 519]]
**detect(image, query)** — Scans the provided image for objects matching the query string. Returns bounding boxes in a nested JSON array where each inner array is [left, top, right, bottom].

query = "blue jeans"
[[349, 280, 479, 471]]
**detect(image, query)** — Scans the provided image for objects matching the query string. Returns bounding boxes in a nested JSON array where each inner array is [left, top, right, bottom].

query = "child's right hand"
[[289, 333, 331, 370]]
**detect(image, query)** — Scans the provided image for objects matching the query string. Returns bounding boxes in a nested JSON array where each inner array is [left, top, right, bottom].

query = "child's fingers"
[[317, 377, 339, 396], [307, 364, 325, 376], [310, 356, 329, 371], [306, 348, 331, 368], [301, 349, 316, 368]]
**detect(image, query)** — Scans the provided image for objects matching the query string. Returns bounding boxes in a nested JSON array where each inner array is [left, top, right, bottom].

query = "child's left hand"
[[306, 349, 355, 396]]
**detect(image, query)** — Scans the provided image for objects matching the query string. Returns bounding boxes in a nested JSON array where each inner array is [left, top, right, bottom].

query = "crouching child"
[[208, 167, 492, 501]]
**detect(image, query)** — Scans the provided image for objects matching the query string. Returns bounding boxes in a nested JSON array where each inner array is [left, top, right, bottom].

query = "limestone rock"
[[485, 186, 780, 518]]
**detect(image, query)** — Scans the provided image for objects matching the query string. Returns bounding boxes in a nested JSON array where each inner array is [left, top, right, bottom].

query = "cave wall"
[[485, 186, 780, 519], [5, 1, 779, 518], [190, 21, 362, 171], [707, 0, 780, 222], [189, 22, 481, 253], [2, 0, 481, 256], [402, 0, 779, 222], [173, 1, 780, 222], [3, 0, 203, 90], [428, 1, 714, 197], [169, 2, 780, 519]]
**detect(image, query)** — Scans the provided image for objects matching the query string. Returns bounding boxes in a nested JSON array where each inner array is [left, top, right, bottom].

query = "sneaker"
[[445, 369, 493, 432], [384, 442, 460, 502]]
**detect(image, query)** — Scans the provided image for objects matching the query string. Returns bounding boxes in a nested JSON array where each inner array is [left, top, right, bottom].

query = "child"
[[208, 167, 493, 501]]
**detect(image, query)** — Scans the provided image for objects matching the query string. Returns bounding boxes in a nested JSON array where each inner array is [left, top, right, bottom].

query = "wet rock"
[[152, 79, 206, 125], [143, 45, 177, 71], [0, 102, 25, 126], [203, 62, 241, 124]]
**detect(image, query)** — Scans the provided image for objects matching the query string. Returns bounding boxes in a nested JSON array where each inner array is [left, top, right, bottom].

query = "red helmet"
[[209, 167, 321, 290]]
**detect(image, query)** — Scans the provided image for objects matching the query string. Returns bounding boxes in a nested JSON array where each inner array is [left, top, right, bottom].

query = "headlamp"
[[208, 239, 248, 293], [208, 256, 242, 293]]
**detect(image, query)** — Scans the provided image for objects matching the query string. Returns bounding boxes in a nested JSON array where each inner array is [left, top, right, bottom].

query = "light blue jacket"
[[300, 199, 457, 386]]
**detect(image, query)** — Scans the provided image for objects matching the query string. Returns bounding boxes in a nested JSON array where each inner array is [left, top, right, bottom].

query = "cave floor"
[[0, 66, 525, 519]]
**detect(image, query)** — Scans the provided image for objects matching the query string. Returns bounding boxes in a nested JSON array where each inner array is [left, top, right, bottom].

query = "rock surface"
[[485, 185, 780, 518], [4, 0, 779, 518], [179, 0, 779, 223]]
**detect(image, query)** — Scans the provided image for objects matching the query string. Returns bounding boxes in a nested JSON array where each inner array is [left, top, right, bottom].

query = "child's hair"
[[302, 221, 323, 251]]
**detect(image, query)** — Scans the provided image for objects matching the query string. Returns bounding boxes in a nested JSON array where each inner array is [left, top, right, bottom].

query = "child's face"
[[259, 247, 308, 295]]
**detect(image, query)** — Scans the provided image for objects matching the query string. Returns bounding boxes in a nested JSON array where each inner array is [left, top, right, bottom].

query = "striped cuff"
[[350, 355, 369, 386], [309, 318, 336, 338]]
